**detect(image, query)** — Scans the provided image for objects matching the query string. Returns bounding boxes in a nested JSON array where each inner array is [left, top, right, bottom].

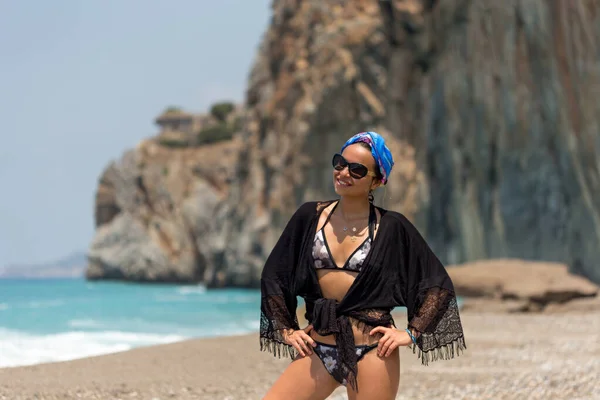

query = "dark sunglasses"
[[332, 153, 377, 179]]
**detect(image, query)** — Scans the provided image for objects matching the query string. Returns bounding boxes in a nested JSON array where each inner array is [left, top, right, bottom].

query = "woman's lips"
[[336, 178, 352, 187]]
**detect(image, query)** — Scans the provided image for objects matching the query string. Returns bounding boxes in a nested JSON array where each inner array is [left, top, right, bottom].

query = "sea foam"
[[0, 328, 186, 368]]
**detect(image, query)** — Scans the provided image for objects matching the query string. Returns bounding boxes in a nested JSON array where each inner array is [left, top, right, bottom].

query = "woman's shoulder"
[[292, 199, 337, 219], [377, 206, 410, 225], [377, 207, 421, 237]]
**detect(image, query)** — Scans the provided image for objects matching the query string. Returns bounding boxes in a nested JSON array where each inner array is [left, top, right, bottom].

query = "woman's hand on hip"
[[283, 325, 316, 357], [369, 326, 413, 357]]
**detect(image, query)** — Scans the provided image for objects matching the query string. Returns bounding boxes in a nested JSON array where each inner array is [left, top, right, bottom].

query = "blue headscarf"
[[340, 131, 394, 185]]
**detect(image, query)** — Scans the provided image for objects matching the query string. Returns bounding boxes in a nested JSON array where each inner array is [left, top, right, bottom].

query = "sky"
[[0, 0, 272, 266]]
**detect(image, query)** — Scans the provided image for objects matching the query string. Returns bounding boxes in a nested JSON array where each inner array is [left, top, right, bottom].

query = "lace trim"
[[408, 288, 466, 365], [260, 294, 299, 359], [409, 286, 450, 332], [347, 308, 395, 341]]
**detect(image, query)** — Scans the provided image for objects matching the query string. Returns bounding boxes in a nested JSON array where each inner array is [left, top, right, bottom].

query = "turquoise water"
[[0, 278, 261, 367], [0, 278, 463, 368]]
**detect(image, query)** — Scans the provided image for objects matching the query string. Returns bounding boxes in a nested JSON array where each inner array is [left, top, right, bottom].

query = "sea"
[[0, 278, 463, 369], [0, 278, 262, 368]]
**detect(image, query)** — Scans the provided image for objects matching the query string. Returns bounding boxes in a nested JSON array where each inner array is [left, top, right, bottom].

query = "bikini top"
[[312, 201, 376, 272]]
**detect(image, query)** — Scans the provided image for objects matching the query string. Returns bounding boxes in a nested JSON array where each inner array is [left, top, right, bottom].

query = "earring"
[[368, 191, 374, 203]]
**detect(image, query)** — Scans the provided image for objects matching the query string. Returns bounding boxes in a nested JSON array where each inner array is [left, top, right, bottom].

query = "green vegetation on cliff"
[[196, 123, 235, 145], [210, 102, 235, 122]]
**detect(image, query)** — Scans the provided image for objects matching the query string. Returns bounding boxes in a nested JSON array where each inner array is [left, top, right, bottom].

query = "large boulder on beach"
[[448, 259, 599, 312]]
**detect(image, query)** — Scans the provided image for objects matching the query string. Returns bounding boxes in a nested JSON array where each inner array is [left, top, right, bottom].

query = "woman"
[[260, 132, 466, 400]]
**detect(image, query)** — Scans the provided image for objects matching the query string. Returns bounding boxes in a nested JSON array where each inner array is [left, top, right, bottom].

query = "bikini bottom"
[[312, 340, 377, 386]]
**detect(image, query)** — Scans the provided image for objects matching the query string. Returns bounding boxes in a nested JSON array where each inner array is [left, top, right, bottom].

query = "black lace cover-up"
[[260, 201, 466, 391]]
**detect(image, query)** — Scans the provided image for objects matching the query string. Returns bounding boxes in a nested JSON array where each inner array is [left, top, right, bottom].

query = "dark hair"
[[356, 141, 383, 181]]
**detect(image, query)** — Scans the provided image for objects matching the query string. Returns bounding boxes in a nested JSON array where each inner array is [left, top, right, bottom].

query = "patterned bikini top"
[[312, 201, 375, 272]]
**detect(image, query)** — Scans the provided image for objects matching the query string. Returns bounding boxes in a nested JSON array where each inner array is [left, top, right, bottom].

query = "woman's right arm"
[[259, 202, 316, 358]]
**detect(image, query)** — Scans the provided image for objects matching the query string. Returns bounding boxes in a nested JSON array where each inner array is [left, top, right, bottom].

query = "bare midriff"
[[309, 270, 384, 346]]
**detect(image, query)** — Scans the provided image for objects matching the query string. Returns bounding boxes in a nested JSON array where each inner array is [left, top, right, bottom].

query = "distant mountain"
[[0, 252, 87, 278]]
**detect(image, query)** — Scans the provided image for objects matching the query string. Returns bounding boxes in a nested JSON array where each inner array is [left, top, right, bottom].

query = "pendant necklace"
[[342, 225, 359, 241], [340, 211, 368, 242]]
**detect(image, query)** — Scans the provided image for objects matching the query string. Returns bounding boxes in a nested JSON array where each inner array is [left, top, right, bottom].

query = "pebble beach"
[[1, 303, 599, 400]]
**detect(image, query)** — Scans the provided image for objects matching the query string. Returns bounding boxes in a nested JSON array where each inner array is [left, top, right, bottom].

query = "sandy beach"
[[1, 306, 599, 400]]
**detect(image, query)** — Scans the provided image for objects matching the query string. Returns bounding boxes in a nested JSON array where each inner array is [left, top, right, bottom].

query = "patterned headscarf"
[[340, 131, 394, 185]]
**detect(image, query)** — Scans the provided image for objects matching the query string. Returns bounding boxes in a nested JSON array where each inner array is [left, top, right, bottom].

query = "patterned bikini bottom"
[[312, 340, 378, 386]]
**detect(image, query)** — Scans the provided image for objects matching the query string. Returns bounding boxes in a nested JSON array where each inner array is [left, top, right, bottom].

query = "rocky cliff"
[[203, 0, 600, 288], [207, 0, 600, 287], [88, 0, 600, 286], [87, 111, 241, 283], [378, 0, 600, 283]]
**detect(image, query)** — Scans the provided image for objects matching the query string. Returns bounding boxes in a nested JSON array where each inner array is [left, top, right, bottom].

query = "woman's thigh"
[[263, 353, 340, 400], [347, 348, 400, 400]]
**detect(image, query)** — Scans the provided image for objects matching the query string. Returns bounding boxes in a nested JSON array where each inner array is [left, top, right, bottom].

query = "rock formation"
[[380, 0, 600, 285], [447, 259, 598, 312], [88, 0, 600, 288], [205, 0, 600, 287], [87, 107, 241, 283]]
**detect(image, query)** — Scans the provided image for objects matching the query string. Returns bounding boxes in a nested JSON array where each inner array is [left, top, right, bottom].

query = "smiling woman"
[[260, 132, 466, 400]]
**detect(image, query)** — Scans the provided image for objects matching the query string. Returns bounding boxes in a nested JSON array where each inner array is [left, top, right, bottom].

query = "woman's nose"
[[338, 166, 351, 178]]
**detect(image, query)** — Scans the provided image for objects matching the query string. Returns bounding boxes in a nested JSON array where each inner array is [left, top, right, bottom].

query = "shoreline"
[[0, 328, 260, 371], [0, 307, 404, 371], [1, 308, 598, 399]]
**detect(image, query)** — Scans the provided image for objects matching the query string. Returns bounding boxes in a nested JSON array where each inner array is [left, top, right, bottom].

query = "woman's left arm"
[[398, 215, 467, 365]]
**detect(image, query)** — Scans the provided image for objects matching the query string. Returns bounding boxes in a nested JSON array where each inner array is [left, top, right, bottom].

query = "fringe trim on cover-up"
[[411, 335, 467, 366], [260, 337, 298, 359]]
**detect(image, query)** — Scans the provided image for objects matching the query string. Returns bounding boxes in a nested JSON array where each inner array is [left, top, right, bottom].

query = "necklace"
[[340, 210, 369, 242], [343, 225, 367, 241]]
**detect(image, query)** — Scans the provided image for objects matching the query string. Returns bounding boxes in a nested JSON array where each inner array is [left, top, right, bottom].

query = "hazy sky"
[[0, 1, 271, 266]]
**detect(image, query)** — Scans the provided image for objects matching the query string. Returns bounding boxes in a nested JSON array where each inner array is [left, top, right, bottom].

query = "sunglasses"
[[332, 153, 377, 179]]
